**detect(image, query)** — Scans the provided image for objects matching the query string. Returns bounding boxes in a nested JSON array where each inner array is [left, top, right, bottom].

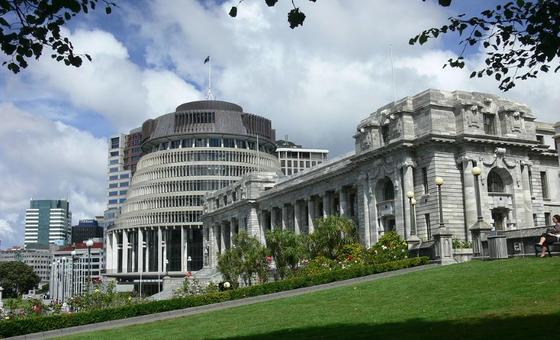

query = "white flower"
[[382, 245, 387, 250], [223, 281, 231, 289]]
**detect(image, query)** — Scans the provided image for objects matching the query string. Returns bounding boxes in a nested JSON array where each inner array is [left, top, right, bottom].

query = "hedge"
[[0, 257, 428, 337]]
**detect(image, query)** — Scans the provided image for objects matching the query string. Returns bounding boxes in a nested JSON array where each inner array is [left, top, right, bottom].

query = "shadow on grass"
[[226, 312, 559, 340]]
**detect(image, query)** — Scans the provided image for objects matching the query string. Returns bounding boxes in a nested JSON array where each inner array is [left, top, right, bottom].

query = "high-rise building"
[[276, 140, 328, 176], [24, 200, 71, 246], [71, 219, 104, 244], [105, 100, 280, 293], [104, 128, 144, 229]]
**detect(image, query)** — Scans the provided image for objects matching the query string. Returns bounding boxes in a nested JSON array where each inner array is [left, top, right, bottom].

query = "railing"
[[376, 199, 395, 217], [488, 192, 513, 208]]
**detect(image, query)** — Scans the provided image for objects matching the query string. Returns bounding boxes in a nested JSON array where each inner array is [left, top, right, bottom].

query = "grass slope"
[[62, 258, 560, 339]]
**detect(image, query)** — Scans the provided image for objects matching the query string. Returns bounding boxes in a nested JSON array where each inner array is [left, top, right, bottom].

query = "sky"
[[0, 0, 559, 248]]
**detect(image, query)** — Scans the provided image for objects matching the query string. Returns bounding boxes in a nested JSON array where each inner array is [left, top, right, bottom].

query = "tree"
[[0, 0, 115, 73], [0, 261, 40, 298], [411, 0, 560, 91], [265, 229, 305, 280], [307, 216, 358, 260], [232, 0, 559, 91]]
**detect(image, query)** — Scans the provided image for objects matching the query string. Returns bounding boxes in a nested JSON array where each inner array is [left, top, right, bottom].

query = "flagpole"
[[205, 56, 214, 100]]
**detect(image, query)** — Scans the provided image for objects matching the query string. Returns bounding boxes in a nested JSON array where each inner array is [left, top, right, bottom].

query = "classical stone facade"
[[202, 89, 560, 268]]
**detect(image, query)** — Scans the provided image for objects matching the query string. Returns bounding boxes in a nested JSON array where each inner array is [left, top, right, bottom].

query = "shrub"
[[217, 248, 243, 288], [368, 231, 408, 264], [452, 238, 473, 249]]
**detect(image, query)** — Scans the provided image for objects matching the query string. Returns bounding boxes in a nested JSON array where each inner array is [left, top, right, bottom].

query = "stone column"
[[106, 232, 113, 273], [271, 207, 278, 230], [339, 188, 348, 217], [221, 222, 227, 250], [307, 198, 315, 234], [138, 228, 143, 273], [360, 176, 372, 247], [157, 227, 162, 273], [282, 205, 288, 230], [180, 226, 185, 272], [294, 201, 301, 234], [112, 232, 118, 273], [520, 161, 534, 228], [322, 193, 329, 218], [460, 157, 477, 240], [122, 230, 129, 273]]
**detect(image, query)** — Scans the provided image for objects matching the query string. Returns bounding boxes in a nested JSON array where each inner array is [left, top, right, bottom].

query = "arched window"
[[488, 170, 505, 193], [383, 180, 395, 200]]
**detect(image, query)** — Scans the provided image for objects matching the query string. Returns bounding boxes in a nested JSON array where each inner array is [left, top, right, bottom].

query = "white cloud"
[[0, 103, 107, 247], [129, 0, 559, 156], [2, 28, 203, 132]]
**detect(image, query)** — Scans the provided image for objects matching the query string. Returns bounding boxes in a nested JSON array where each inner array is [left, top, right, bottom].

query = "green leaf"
[[105, 6, 112, 14], [229, 6, 237, 17], [265, 0, 278, 6]]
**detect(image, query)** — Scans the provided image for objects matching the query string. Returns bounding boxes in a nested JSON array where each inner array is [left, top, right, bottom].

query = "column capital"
[[398, 160, 416, 169], [520, 160, 533, 168], [456, 155, 476, 165]]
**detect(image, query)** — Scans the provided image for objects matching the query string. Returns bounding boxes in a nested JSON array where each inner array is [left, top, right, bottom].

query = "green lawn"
[[63, 258, 560, 339]]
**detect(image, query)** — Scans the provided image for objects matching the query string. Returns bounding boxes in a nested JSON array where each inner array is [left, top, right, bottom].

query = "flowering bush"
[[174, 275, 206, 297], [68, 282, 136, 312], [452, 238, 473, 249], [367, 231, 408, 264]]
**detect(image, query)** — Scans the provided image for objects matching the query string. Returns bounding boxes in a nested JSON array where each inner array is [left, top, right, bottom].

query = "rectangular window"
[[528, 169, 533, 198], [182, 139, 193, 148], [536, 135, 544, 144], [110, 137, 120, 149], [223, 138, 235, 148], [109, 183, 118, 188], [109, 175, 118, 180], [109, 191, 118, 197], [119, 198, 126, 203], [306, 161, 310, 167], [280, 160, 285, 167], [425, 214, 431, 239], [533, 214, 538, 227], [110, 151, 119, 157], [483, 114, 496, 135], [300, 161, 304, 167], [109, 159, 118, 165], [108, 199, 118, 205], [209, 138, 221, 147], [119, 190, 128, 195], [540, 171, 549, 199], [120, 173, 129, 179], [422, 167, 428, 194], [119, 182, 128, 187], [545, 212, 552, 226], [109, 167, 118, 173], [287, 160, 292, 167]]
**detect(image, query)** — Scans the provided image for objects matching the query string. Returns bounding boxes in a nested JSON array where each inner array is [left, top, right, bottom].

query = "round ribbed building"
[[106, 100, 279, 294]]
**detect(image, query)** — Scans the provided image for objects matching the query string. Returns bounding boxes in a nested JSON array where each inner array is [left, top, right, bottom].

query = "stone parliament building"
[[202, 89, 560, 270], [105, 89, 559, 292]]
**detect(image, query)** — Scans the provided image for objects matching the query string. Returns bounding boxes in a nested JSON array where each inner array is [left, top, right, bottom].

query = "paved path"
[[11, 264, 439, 340]]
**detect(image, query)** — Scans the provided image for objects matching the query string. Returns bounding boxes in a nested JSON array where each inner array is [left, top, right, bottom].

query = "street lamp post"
[[405, 191, 420, 248], [433, 176, 454, 265], [86, 239, 94, 293], [470, 166, 492, 257], [435, 177, 445, 228], [187, 256, 192, 272], [61, 258, 66, 304], [0, 286, 4, 310]]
